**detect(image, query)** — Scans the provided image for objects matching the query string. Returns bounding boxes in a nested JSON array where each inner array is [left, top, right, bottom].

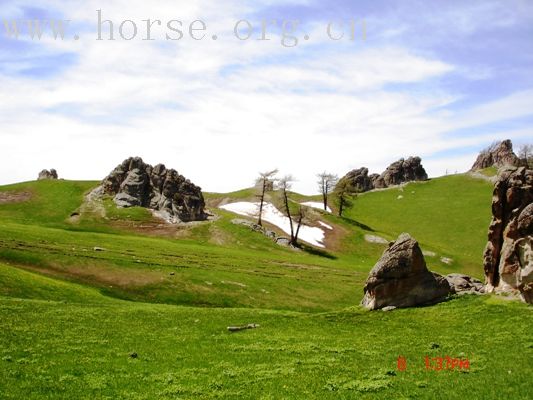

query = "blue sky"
[[0, 0, 532, 193]]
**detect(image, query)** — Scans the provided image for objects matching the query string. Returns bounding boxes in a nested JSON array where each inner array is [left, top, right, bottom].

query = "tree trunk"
[[338, 195, 344, 217], [283, 189, 294, 242], [258, 180, 266, 226], [292, 210, 303, 246]]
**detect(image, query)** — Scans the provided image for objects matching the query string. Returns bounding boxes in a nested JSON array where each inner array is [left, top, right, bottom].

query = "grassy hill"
[[1, 173, 532, 398]]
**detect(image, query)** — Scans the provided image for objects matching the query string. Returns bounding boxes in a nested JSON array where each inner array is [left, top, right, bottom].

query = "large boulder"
[[470, 139, 522, 171], [101, 157, 206, 223], [483, 167, 533, 303], [373, 157, 428, 189], [361, 233, 452, 310], [38, 169, 58, 180]]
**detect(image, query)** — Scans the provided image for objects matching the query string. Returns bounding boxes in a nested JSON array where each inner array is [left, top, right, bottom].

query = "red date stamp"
[[397, 355, 470, 371]]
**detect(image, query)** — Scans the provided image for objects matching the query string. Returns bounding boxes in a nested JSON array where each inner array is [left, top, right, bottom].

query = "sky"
[[1, 0, 532, 194]]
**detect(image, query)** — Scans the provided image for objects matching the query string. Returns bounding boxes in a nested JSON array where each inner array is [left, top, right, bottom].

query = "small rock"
[[129, 352, 138, 359], [440, 257, 453, 265], [381, 306, 396, 312], [170, 272, 175, 276], [93, 247, 105, 252], [364, 234, 388, 244]]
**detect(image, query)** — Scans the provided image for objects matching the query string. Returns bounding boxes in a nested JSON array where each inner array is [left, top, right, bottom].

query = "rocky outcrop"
[[470, 139, 522, 171], [361, 233, 452, 310], [101, 157, 206, 223], [337, 167, 376, 193], [38, 169, 58, 180], [483, 167, 533, 303], [338, 157, 428, 194], [373, 157, 428, 189]]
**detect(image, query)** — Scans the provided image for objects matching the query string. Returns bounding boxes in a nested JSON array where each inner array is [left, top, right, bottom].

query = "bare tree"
[[255, 169, 278, 226], [333, 179, 354, 217], [518, 144, 533, 168], [317, 172, 338, 211], [277, 175, 305, 247]]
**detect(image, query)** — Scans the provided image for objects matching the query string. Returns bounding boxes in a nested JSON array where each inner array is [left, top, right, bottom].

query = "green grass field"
[[1, 175, 532, 399]]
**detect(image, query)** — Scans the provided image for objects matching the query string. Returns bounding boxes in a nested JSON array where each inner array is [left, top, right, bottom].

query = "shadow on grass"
[[299, 244, 337, 259], [340, 217, 375, 232]]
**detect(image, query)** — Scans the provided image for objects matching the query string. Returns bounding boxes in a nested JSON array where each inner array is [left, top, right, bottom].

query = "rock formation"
[[361, 233, 452, 310], [372, 157, 428, 189], [470, 139, 522, 171], [337, 167, 377, 193], [338, 157, 428, 194], [100, 157, 206, 223], [38, 169, 58, 180], [483, 166, 533, 303]]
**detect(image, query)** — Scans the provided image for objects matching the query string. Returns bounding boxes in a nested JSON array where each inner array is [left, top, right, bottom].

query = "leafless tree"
[[277, 175, 305, 247], [317, 172, 338, 211], [518, 144, 533, 168], [255, 169, 278, 226]]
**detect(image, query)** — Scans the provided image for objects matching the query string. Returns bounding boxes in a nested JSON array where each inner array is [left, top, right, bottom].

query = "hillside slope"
[[0, 174, 492, 310]]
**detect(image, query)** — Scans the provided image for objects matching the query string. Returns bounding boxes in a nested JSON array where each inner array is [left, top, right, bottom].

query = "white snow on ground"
[[318, 221, 333, 230], [220, 202, 326, 248], [301, 201, 332, 213]]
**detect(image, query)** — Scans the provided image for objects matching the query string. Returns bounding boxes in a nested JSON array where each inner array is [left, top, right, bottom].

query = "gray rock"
[[445, 273, 485, 294], [276, 237, 291, 247], [100, 157, 206, 223], [38, 169, 58, 180], [484, 167, 533, 303], [361, 233, 452, 310]]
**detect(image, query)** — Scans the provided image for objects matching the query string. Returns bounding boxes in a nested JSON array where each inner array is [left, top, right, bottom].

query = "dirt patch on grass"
[[13, 261, 166, 289], [0, 191, 32, 204], [322, 223, 350, 252]]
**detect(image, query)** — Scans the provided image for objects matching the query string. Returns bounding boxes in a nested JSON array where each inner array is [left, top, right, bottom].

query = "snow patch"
[[301, 201, 332, 213], [318, 221, 333, 230], [220, 201, 326, 248]]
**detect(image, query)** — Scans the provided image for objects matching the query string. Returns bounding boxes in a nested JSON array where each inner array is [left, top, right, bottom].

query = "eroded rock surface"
[[100, 157, 206, 223], [361, 233, 452, 310], [483, 167, 533, 303]]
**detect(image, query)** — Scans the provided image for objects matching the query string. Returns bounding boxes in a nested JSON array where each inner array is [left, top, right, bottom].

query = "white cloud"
[[0, 0, 532, 194]]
